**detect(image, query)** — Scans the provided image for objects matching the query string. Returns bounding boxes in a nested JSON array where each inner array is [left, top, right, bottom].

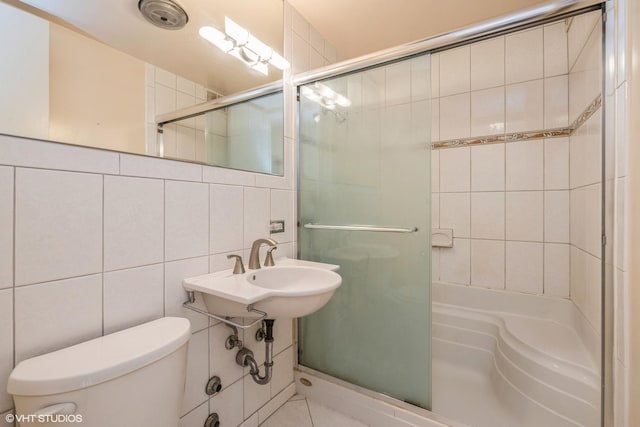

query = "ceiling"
[[288, 0, 553, 61], [11, 0, 284, 95]]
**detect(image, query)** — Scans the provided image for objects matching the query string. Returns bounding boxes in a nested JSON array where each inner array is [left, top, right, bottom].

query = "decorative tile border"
[[432, 94, 602, 150]]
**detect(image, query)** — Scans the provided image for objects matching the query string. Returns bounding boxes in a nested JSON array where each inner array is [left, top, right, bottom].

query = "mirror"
[[0, 0, 284, 174]]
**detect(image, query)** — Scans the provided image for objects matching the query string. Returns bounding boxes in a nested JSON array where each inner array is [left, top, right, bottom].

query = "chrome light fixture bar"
[[199, 17, 289, 76]]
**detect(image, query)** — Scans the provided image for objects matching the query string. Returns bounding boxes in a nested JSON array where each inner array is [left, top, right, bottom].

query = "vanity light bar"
[[199, 17, 290, 76], [301, 82, 351, 110]]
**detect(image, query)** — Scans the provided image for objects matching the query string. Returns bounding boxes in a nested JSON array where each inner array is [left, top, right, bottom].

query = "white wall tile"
[[431, 150, 439, 192], [291, 8, 309, 41], [544, 138, 569, 190], [177, 76, 196, 96], [506, 28, 543, 84], [209, 323, 244, 388], [506, 191, 543, 242], [165, 181, 209, 261], [506, 80, 544, 133], [439, 238, 470, 285], [570, 246, 601, 333], [177, 94, 196, 129], [203, 166, 256, 187], [273, 320, 294, 356], [15, 168, 102, 286], [439, 147, 470, 192], [471, 192, 505, 239], [432, 193, 440, 228], [291, 33, 309, 75], [431, 54, 440, 98], [471, 143, 505, 191], [271, 190, 294, 244], [544, 191, 570, 243], [211, 185, 244, 254], [179, 402, 208, 427], [544, 75, 569, 128], [165, 257, 209, 333], [177, 126, 196, 161], [570, 183, 602, 256], [0, 135, 119, 175], [0, 167, 13, 289], [308, 26, 324, 53], [506, 241, 543, 294], [104, 176, 164, 271], [544, 22, 568, 77], [439, 46, 470, 96], [120, 153, 202, 182], [431, 98, 440, 142], [14, 274, 102, 362], [155, 68, 177, 89], [243, 187, 271, 249], [309, 48, 324, 70], [324, 43, 337, 64], [471, 37, 505, 90], [471, 240, 505, 289], [362, 68, 385, 109], [471, 87, 505, 136], [156, 83, 177, 116], [569, 112, 602, 189], [182, 329, 209, 415], [439, 93, 470, 140], [506, 140, 543, 191], [615, 83, 628, 178], [244, 373, 271, 418], [270, 347, 294, 396], [544, 243, 570, 297], [439, 193, 470, 238], [385, 61, 411, 106], [209, 379, 244, 427], [0, 289, 13, 413], [568, 11, 600, 71], [411, 55, 430, 101], [431, 249, 440, 282], [103, 264, 164, 334]]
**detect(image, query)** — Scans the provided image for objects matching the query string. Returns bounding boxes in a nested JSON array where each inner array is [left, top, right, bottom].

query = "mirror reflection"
[[0, 0, 284, 174]]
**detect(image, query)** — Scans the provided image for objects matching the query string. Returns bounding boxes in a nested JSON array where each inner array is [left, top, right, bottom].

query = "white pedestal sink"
[[183, 258, 341, 318]]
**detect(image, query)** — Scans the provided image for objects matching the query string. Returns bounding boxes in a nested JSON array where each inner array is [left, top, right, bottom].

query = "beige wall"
[[49, 24, 146, 154], [627, 0, 640, 423]]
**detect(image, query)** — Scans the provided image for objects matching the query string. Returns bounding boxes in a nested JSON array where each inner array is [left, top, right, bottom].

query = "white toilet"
[[7, 317, 191, 427]]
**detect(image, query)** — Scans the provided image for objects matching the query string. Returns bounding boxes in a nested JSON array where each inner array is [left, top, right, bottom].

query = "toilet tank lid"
[[8, 317, 191, 396]]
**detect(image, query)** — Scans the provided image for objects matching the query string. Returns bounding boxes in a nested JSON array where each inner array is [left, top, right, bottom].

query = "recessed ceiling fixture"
[[199, 17, 289, 76], [138, 0, 188, 30]]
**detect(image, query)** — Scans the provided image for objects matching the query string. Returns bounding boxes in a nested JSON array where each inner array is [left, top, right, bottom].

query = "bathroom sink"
[[183, 258, 341, 318]]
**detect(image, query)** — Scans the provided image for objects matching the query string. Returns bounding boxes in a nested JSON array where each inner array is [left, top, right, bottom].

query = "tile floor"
[[259, 394, 369, 427]]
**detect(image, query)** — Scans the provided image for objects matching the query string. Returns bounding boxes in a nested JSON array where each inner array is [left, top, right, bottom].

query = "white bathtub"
[[432, 281, 600, 427]]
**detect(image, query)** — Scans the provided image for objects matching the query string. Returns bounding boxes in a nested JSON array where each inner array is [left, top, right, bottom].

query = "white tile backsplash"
[[506, 80, 544, 133], [471, 37, 505, 90], [544, 138, 570, 190], [471, 143, 505, 191], [506, 140, 544, 191], [243, 187, 271, 248], [15, 168, 102, 286], [439, 147, 470, 192], [211, 184, 244, 254], [103, 264, 164, 334], [165, 180, 209, 261], [471, 240, 505, 289], [506, 191, 544, 242], [471, 87, 505, 136], [544, 22, 569, 77], [506, 241, 543, 294], [164, 257, 210, 333], [544, 243, 570, 297], [209, 379, 244, 427], [14, 274, 102, 362], [544, 191, 570, 243], [471, 192, 505, 240], [544, 75, 569, 128], [104, 176, 164, 271], [0, 168, 13, 290], [506, 28, 544, 84], [439, 93, 471, 140], [439, 193, 470, 238], [439, 46, 470, 96]]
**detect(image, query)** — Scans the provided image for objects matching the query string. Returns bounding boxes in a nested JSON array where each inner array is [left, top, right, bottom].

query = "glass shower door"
[[297, 54, 432, 408]]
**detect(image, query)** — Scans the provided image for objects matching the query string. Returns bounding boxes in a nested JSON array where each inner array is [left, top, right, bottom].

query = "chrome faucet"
[[248, 238, 277, 269]]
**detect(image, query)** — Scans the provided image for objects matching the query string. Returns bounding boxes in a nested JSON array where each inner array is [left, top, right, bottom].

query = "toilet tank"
[[8, 317, 191, 427]]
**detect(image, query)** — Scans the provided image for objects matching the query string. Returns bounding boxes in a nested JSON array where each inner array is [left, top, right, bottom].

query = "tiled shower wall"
[[431, 20, 574, 297], [0, 135, 296, 427], [431, 8, 604, 347]]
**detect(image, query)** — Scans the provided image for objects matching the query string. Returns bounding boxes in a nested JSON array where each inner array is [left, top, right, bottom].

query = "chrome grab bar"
[[303, 223, 418, 233]]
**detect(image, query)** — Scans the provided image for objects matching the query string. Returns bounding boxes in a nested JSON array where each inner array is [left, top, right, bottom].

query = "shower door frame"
[[293, 1, 613, 425]]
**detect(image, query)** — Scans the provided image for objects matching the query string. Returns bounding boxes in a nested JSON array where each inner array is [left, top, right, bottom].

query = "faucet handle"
[[227, 254, 246, 274], [264, 246, 278, 267]]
